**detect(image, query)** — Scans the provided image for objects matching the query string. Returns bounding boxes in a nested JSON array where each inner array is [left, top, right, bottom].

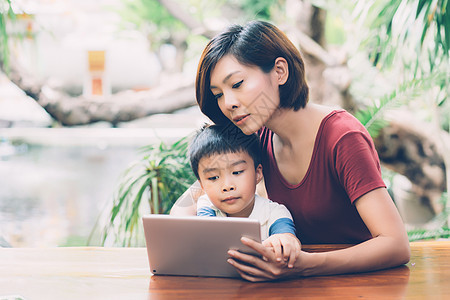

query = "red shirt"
[[259, 110, 386, 244]]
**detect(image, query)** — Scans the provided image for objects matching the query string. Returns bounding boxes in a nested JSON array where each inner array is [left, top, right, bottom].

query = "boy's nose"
[[222, 182, 236, 192]]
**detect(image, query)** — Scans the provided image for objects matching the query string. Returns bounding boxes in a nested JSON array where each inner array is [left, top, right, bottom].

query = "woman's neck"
[[265, 103, 333, 148]]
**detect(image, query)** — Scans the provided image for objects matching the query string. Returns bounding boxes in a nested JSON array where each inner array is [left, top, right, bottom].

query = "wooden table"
[[1, 241, 449, 299]]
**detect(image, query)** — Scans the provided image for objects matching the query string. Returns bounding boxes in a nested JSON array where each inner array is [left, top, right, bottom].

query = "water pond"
[[0, 142, 140, 247]]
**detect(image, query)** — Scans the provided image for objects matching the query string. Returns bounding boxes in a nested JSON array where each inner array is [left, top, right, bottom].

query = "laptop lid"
[[142, 214, 261, 278]]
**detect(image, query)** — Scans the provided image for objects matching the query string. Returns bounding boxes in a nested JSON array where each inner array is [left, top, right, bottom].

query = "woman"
[[170, 20, 410, 281]]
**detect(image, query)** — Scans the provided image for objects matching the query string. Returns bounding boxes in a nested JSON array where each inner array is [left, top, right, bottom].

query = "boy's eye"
[[207, 176, 219, 181], [232, 170, 244, 175], [232, 80, 243, 89]]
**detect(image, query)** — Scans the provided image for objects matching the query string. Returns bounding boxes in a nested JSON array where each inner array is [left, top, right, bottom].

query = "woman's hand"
[[227, 236, 305, 282], [262, 233, 301, 268]]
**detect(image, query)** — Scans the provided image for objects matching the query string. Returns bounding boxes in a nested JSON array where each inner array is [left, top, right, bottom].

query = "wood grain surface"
[[1, 241, 449, 299]]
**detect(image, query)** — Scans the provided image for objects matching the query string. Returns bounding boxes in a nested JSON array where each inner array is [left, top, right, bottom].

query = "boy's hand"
[[262, 233, 301, 268]]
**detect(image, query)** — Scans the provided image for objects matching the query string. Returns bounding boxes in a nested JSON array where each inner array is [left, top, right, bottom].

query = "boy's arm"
[[196, 195, 218, 216], [268, 217, 296, 236]]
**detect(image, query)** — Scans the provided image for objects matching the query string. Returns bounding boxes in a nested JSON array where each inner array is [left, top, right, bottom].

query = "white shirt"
[[197, 194, 294, 240]]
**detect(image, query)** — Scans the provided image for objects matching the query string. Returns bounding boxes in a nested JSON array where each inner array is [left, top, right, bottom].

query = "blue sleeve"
[[269, 218, 296, 236], [197, 207, 217, 217]]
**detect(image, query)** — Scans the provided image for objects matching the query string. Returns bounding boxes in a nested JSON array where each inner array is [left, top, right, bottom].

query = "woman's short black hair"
[[196, 20, 309, 125], [189, 124, 261, 179]]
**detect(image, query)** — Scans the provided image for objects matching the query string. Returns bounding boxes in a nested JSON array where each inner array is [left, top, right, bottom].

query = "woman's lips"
[[233, 114, 249, 126]]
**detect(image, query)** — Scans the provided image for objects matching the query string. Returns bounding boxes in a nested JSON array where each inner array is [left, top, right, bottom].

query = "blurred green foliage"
[[0, 0, 14, 72], [353, 0, 449, 133], [115, 0, 189, 49], [360, 0, 449, 76], [239, 0, 278, 20]]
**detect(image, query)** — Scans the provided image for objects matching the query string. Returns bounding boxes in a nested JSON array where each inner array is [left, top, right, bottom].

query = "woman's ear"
[[255, 164, 263, 184], [274, 57, 289, 85]]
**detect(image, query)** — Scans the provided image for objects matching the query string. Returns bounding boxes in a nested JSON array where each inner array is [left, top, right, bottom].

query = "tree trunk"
[[284, 0, 353, 111], [374, 111, 447, 216]]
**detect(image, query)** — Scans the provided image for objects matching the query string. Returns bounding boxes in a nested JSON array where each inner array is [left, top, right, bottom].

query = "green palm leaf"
[[359, 0, 449, 74], [355, 71, 445, 137]]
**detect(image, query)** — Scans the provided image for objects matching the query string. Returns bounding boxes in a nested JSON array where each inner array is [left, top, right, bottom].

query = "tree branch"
[[7, 58, 195, 126]]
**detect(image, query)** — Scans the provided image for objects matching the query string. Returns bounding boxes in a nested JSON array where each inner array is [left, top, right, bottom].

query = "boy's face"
[[198, 150, 263, 218]]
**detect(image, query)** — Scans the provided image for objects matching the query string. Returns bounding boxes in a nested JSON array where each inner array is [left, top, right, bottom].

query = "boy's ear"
[[198, 179, 205, 191], [255, 164, 263, 184]]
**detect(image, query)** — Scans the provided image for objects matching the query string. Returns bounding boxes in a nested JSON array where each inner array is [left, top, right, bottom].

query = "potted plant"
[[91, 136, 196, 247]]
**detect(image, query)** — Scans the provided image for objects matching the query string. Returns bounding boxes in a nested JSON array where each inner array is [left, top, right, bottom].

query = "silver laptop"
[[142, 214, 261, 278]]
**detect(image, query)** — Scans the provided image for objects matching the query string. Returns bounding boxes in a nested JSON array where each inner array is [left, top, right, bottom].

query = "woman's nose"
[[223, 93, 240, 111]]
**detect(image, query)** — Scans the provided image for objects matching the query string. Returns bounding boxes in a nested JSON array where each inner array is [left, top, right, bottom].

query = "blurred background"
[[0, 0, 448, 247]]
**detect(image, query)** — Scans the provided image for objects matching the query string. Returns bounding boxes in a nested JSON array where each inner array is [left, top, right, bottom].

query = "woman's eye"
[[213, 93, 223, 100], [232, 170, 244, 175], [232, 80, 243, 89]]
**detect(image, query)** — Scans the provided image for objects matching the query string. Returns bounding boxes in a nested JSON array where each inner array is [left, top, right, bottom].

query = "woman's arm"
[[169, 181, 203, 216], [227, 187, 410, 281]]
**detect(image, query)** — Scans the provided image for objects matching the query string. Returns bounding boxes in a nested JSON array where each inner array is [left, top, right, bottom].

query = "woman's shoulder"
[[305, 105, 371, 153], [321, 108, 367, 135]]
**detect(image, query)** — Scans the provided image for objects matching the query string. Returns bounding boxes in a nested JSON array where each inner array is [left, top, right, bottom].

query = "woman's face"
[[209, 55, 281, 135]]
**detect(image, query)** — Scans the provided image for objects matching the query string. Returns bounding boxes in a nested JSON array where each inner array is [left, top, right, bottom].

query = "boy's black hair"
[[189, 124, 262, 180]]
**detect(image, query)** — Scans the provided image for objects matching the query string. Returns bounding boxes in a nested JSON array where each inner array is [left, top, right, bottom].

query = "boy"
[[189, 124, 300, 266]]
